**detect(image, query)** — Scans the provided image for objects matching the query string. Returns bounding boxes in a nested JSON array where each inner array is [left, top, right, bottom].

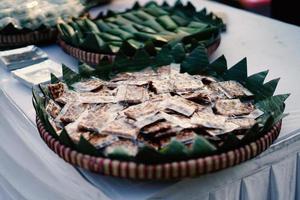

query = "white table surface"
[[0, 0, 300, 199]]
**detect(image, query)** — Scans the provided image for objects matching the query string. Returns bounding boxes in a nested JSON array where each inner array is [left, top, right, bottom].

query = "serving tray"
[[36, 116, 281, 180]]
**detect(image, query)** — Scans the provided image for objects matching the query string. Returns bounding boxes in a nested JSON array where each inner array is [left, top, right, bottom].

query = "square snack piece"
[[78, 92, 116, 104], [159, 130, 197, 148], [227, 118, 256, 129], [172, 73, 204, 93], [161, 96, 197, 117], [160, 112, 195, 129], [150, 78, 173, 94], [64, 111, 92, 143], [48, 82, 67, 99], [72, 78, 105, 92], [116, 85, 149, 104], [179, 89, 212, 104], [89, 135, 119, 149], [134, 112, 164, 129], [57, 102, 89, 124], [101, 118, 140, 140], [218, 81, 253, 98], [214, 99, 255, 116], [205, 121, 240, 136], [206, 82, 228, 100], [55, 90, 78, 105], [45, 99, 61, 118], [123, 101, 161, 120], [141, 120, 173, 135], [191, 111, 227, 129], [174, 130, 197, 144], [78, 104, 121, 133]]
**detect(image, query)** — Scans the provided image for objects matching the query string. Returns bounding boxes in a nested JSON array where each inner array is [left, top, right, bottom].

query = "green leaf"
[[118, 41, 138, 57], [134, 10, 155, 21], [180, 44, 209, 74], [80, 33, 107, 53], [144, 6, 168, 17], [132, 1, 141, 9], [59, 129, 75, 148], [209, 55, 227, 76], [132, 24, 157, 34], [188, 21, 208, 29], [39, 84, 51, 98], [245, 70, 269, 97], [97, 32, 122, 42], [95, 20, 111, 32], [256, 94, 290, 125], [241, 123, 261, 144], [223, 58, 248, 84], [157, 15, 178, 31], [69, 22, 84, 45], [84, 19, 100, 33], [62, 65, 81, 85], [50, 73, 60, 84], [247, 70, 269, 85], [76, 136, 99, 156], [171, 43, 186, 63], [262, 78, 280, 97], [181, 27, 219, 44], [219, 133, 241, 151], [78, 63, 95, 78], [135, 146, 165, 164], [127, 49, 154, 71], [119, 25, 138, 34], [57, 23, 77, 45], [160, 140, 189, 160], [249, 78, 280, 100], [107, 29, 133, 40], [155, 45, 173, 66], [142, 19, 166, 32], [171, 14, 189, 26], [123, 12, 144, 24], [192, 136, 216, 156]]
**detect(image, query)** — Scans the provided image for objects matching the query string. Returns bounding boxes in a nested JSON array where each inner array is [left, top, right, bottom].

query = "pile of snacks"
[[46, 64, 263, 157]]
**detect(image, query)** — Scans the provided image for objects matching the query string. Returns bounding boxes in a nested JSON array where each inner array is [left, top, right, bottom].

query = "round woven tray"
[[0, 28, 57, 49], [58, 38, 221, 65], [36, 117, 281, 180]]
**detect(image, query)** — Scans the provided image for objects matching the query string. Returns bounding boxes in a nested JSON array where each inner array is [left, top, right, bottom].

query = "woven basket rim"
[[0, 27, 57, 48], [36, 116, 281, 179], [58, 37, 221, 65]]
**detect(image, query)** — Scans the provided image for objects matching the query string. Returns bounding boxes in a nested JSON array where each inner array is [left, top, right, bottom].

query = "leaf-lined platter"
[[58, 1, 225, 64], [33, 42, 288, 179], [0, 0, 85, 49]]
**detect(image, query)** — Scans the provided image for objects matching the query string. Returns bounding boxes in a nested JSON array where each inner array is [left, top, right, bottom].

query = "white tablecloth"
[[0, 0, 300, 199]]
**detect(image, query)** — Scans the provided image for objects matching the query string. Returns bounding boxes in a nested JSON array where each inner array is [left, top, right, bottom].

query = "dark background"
[[214, 0, 300, 26]]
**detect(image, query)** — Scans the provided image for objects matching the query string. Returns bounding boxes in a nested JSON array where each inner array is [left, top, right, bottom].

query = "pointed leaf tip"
[[181, 44, 209, 75], [223, 57, 247, 83], [247, 70, 269, 85], [209, 54, 227, 75], [262, 77, 280, 97]]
